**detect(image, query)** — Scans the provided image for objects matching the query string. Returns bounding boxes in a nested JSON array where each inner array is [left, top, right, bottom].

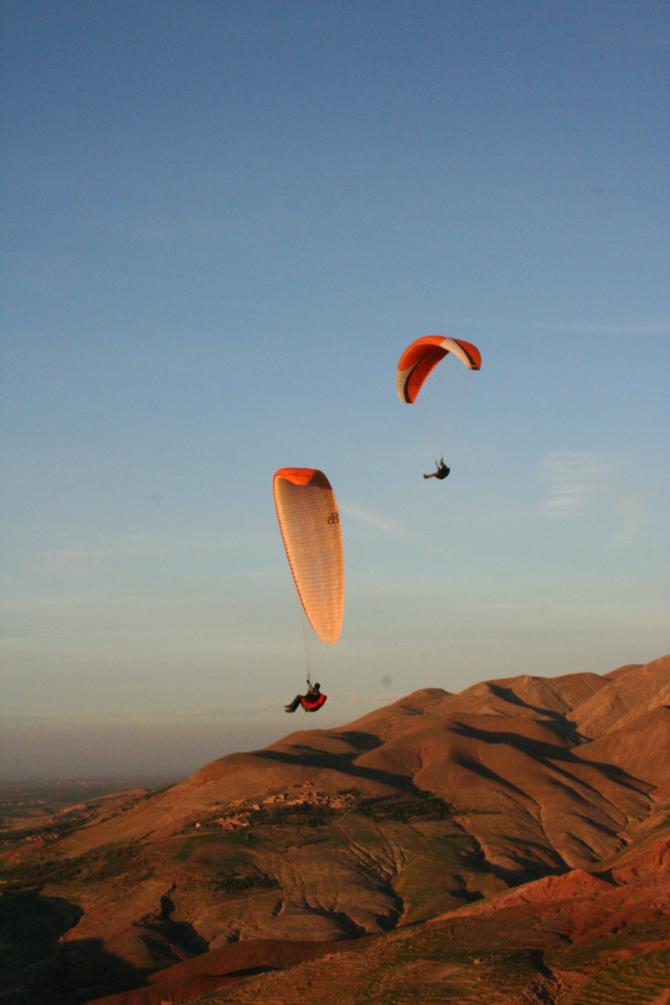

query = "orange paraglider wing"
[[273, 468, 344, 645], [396, 335, 481, 403]]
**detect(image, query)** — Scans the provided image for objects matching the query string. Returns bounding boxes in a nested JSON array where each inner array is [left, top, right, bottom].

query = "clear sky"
[[2, 1, 668, 779]]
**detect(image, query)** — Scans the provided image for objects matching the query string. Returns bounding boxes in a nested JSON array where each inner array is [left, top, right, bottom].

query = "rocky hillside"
[[169, 832, 670, 1005], [1, 656, 668, 1004]]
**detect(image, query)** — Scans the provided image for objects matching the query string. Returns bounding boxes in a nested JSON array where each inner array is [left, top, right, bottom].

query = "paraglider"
[[424, 458, 450, 480], [284, 677, 327, 713], [396, 335, 481, 480], [273, 467, 344, 712], [273, 467, 344, 644], [395, 335, 481, 404]]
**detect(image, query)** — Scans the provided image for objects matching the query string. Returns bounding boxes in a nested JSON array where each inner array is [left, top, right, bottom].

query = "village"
[[192, 783, 358, 832]]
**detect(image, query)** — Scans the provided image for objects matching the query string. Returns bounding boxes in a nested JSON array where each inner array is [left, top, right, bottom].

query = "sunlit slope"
[[574, 656, 670, 738], [2, 657, 668, 1004], [58, 657, 668, 872], [171, 832, 670, 1005]]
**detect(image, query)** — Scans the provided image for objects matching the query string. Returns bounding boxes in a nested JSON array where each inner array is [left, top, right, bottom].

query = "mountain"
[[157, 832, 669, 1005], [1, 655, 668, 1005]]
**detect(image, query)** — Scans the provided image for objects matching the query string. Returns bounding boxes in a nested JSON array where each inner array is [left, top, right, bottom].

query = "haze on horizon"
[[2, 1, 668, 780]]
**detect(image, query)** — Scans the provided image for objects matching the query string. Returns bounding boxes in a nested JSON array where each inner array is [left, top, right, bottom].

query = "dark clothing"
[[424, 459, 450, 480], [285, 684, 321, 713]]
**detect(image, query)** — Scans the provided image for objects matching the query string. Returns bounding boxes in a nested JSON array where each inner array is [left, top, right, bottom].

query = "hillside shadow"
[[489, 859, 565, 886], [487, 686, 585, 743], [0, 890, 85, 1002], [0, 888, 210, 1003], [448, 722, 651, 797], [333, 731, 384, 752], [225, 963, 279, 978], [447, 821, 568, 887], [493, 833, 568, 881], [488, 684, 565, 721], [0, 890, 82, 969], [134, 888, 208, 966], [299, 901, 368, 938], [256, 743, 418, 794], [0, 933, 148, 1005], [452, 752, 529, 799]]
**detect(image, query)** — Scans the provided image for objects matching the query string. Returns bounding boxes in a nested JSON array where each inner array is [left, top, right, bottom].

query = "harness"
[[300, 693, 328, 712]]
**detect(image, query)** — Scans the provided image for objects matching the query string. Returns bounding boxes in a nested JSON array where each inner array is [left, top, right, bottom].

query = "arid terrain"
[[2, 656, 668, 1005]]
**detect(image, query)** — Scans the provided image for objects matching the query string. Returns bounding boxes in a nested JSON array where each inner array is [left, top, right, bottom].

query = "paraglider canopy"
[[273, 467, 344, 645], [396, 335, 481, 404]]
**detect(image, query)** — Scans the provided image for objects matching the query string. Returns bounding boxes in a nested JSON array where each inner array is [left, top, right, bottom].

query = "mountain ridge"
[[2, 655, 668, 1004]]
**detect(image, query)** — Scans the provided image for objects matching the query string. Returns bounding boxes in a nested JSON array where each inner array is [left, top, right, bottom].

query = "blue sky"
[[2, 1, 668, 778]]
